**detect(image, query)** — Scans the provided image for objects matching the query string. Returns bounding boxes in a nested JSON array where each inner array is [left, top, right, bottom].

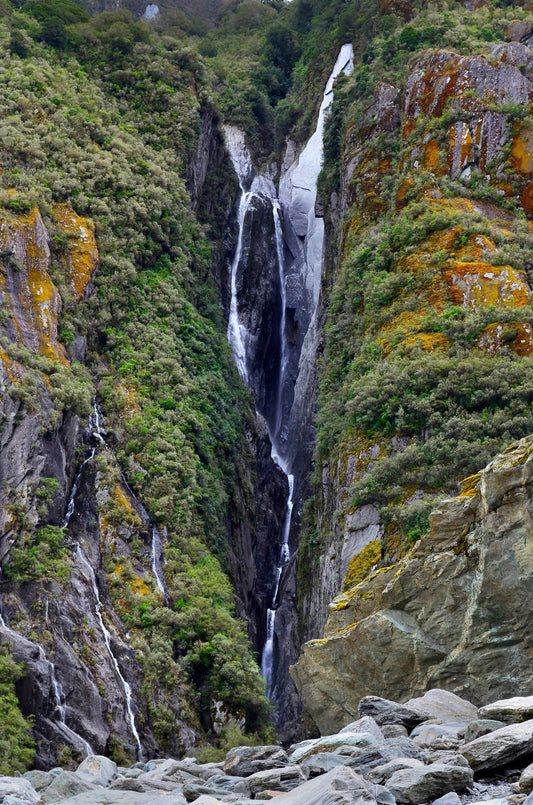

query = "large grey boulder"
[[404, 691, 478, 724], [340, 717, 384, 742], [0, 777, 40, 805], [233, 766, 305, 797], [290, 732, 378, 762], [256, 765, 376, 805], [462, 719, 533, 771], [479, 697, 533, 724], [301, 753, 349, 779], [224, 745, 289, 777], [41, 770, 96, 803], [385, 763, 473, 804], [340, 738, 427, 777], [366, 759, 425, 786], [76, 756, 118, 787], [358, 698, 426, 730]]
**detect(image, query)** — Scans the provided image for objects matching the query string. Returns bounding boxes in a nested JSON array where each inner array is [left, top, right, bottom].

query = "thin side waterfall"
[[76, 543, 143, 759], [228, 189, 252, 383], [151, 525, 166, 597], [63, 402, 143, 759]]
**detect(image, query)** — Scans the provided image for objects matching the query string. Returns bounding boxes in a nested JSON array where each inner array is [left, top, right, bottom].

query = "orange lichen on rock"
[[0, 206, 68, 364], [448, 121, 475, 179], [443, 261, 531, 310], [52, 204, 98, 302], [0, 345, 23, 384], [478, 322, 533, 357]]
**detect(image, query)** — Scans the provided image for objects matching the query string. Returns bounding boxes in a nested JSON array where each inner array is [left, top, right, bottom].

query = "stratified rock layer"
[[291, 435, 533, 734]]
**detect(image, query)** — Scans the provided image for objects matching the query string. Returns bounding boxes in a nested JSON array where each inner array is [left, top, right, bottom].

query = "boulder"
[[76, 756, 118, 787], [340, 717, 384, 742], [224, 746, 290, 777], [233, 766, 306, 797], [432, 794, 462, 805], [290, 732, 378, 763], [479, 697, 533, 724], [41, 770, 96, 803], [367, 759, 425, 785], [23, 770, 56, 791], [463, 720, 506, 742], [410, 723, 466, 748], [300, 753, 349, 779], [255, 765, 376, 805], [338, 738, 426, 780], [462, 720, 533, 771], [0, 778, 40, 805], [382, 726, 408, 739], [519, 762, 533, 793], [404, 691, 478, 724], [358, 697, 427, 730], [386, 763, 473, 804]]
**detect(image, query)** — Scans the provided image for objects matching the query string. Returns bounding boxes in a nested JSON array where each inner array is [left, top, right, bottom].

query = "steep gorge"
[[2, 0, 533, 774]]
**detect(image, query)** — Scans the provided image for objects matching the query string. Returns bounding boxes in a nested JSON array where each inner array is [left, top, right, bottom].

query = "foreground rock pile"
[[5, 690, 533, 805]]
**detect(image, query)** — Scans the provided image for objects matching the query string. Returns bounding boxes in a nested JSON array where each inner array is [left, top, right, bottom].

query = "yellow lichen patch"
[[443, 261, 531, 310], [116, 380, 141, 420], [344, 540, 381, 591], [0, 345, 23, 383], [448, 122, 474, 178], [403, 331, 449, 352], [424, 138, 441, 171], [458, 472, 481, 499], [511, 129, 533, 175], [0, 206, 68, 364], [478, 322, 533, 357], [338, 433, 387, 491], [52, 204, 99, 302]]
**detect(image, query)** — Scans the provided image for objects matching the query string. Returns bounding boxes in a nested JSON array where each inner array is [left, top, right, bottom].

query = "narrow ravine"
[[223, 42, 354, 706]]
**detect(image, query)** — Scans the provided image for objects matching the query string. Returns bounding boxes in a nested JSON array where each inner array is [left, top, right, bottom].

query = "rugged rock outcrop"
[[291, 435, 533, 734]]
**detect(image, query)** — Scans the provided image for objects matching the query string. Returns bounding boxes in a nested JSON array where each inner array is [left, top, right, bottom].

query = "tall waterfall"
[[223, 43, 354, 700]]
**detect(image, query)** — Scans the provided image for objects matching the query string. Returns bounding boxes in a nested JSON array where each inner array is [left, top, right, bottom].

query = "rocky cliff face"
[[294, 10, 533, 731], [292, 433, 533, 734]]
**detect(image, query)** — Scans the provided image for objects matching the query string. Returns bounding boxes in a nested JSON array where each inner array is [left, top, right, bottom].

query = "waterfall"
[[223, 45, 354, 700], [76, 544, 143, 760], [151, 525, 166, 597], [63, 402, 143, 759]]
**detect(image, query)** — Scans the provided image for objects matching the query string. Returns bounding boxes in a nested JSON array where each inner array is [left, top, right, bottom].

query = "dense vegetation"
[[0, 0, 275, 761], [309, 0, 533, 559], [0, 648, 35, 773]]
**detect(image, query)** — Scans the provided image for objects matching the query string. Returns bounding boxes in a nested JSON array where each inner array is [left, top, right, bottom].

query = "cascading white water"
[[151, 525, 166, 597], [224, 45, 354, 699], [228, 190, 253, 383], [63, 402, 143, 759], [76, 544, 143, 759]]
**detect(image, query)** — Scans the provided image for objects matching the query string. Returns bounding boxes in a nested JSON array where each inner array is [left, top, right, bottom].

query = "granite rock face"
[[291, 436, 533, 734]]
